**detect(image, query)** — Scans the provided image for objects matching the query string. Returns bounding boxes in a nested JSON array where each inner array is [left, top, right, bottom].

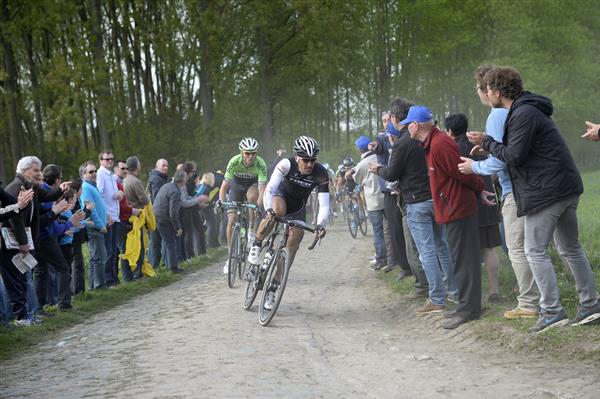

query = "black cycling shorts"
[[273, 185, 307, 223], [228, 179, 258, 205]]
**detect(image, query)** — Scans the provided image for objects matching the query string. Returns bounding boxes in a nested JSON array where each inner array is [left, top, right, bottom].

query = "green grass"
[[380, 169, 600, 360], [0, 247, 226, 361]]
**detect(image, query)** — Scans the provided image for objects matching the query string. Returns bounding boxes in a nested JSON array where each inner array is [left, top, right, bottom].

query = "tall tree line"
[[1, 0, 599, 180]]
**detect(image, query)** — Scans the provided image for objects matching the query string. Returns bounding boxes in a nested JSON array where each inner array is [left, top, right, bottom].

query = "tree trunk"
[[23, 31, 46, 160], [0, 1, 22, 164], [345, 86, 350, 143]]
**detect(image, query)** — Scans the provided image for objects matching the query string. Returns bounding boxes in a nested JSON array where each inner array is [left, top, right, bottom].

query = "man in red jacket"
[[402, 105, 495, 329]]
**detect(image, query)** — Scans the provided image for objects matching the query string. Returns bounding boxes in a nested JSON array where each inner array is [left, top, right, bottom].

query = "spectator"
[[471, 66, 600, 331], [460, 63, 540, 319], [405, 106, 494, 329], [4, 157, 66, 322], [347, 135, 387, 270], [147, 158, 169, 269], [123, 156, 150, 278], [368, 121, 412, 278], [96, 150, 123, 287], [57, 189, 84, 291], [196, 172, 220, 248], [154, 170, 187, 273], [79, 160, 108, 290], [445, 114, 503, 303], [37, 164, 83, 310], [114, 160, 140, 281], [582, 121, 600, 142], [181, 161, 207, 258], [68, 179, 91, 295], [370, 99, 458, 312], [0, 180, 34, 325]]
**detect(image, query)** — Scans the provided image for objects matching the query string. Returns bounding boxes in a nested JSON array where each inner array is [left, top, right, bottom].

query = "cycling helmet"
[[239, 137, 259, 152], [293, 136, 319, 158], [342, 157, 354, 167]]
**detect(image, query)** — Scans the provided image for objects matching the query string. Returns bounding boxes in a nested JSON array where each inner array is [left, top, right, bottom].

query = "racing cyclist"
[[247, 136, 329, 309], [217, 137, 267, 274]]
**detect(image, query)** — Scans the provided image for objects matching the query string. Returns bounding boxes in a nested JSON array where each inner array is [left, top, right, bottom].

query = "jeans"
[[502, 193, 539, 312], [35, 237, 72, 308], [104, 223, 120, 286], [148, 227, 164, 269], [0, 275, 12, 322], [118, 223, 133, 282], [367, 209, 386, 266], [158, 221, 179, 271], [406, 200, 458, 305], [524, 196, 597, 314], [71, 244, 85, 295], [0, 249, 28, 320], [25, 269, 40, 316], [86, 227, 107, 290]]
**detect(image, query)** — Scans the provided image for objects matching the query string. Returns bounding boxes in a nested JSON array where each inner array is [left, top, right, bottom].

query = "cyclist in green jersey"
[[217, 137, 267, 273]]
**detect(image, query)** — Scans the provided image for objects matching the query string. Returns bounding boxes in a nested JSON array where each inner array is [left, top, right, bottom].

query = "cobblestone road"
[[1, 225, 599, 398]]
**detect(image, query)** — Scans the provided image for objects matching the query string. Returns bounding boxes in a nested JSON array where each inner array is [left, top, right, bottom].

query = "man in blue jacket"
[[79, 161, 108, 290]]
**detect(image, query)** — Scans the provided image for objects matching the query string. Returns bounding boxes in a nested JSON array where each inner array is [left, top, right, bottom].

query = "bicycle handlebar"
[[271, 215, 322, 251], [219, 201, 259, 210]]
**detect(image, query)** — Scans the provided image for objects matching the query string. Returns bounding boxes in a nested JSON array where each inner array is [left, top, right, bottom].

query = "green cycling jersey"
[[224, 154, 268, 185]]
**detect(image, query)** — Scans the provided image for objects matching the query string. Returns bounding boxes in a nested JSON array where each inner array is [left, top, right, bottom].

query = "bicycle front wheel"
[[243, 263, 260, 310], [347, 204, 358, 239], [258, 248, 290, 326], [228, 228, 240, 288], [359, 210, 368, 236]]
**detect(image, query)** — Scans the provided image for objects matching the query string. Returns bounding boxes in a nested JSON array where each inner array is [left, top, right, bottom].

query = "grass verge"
[[0, 247, 226, 361]]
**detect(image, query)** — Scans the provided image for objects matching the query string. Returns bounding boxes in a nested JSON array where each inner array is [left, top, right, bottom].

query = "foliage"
[[1, 0, 599, 179]]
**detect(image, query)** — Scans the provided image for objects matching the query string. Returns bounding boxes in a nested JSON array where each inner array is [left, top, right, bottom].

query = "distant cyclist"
[[247, 136, 329, 309], [217, 137, 267, 274]]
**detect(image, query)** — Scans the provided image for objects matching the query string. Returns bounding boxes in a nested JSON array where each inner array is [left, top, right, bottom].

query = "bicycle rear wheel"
[[258, 248, 290, 326], [227, 228, 240, 288], [347, 203, 358, 239]]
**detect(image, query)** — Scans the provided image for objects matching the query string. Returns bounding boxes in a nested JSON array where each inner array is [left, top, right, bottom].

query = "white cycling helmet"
[[239, 137, 259, 152], [293, 136, 319, 158]]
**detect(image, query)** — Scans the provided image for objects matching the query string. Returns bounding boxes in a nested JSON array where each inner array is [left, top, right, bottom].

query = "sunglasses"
[[242, 152, 257, 156], [118, 167, 127, 170], [87, 170, 97, 174], [300, 157, 317, 164], [102, 157, 114, 161]]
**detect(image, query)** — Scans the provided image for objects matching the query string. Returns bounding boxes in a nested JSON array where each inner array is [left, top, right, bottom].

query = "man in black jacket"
[[147, 159, 169, 269], [369, 99, 458, 314], [471, 67, 600, 332], [0, 183, 34, 325]]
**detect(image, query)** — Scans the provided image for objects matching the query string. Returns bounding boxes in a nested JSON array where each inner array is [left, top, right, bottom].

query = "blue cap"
[[355, 135, 370, 152], [386, 121, 401, 137], [399, 106, 433, 125]]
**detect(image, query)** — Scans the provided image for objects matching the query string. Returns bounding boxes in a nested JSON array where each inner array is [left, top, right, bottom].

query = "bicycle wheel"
[[347, 203, 358, 239], [238, 237, 247, 281], [258, 248, 290, 326], [227, 227, 240, 288], [359, 210, 368, 236], [243, 263, 260, 310]]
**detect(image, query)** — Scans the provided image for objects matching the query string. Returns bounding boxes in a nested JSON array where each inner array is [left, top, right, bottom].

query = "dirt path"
[[1, 224, 598, 398]]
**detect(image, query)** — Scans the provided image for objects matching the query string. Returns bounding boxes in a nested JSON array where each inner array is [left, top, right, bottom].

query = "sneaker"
[[264, 291, 275, 311], [333, 211, 339, 217], [223, 261, 229, 274], [447, 296, 459, 305], [10, 316, 42, 327], [370, 262, 384, 271], [569, 303, 600, 326], [247, 245, 261, 265], [527, 310, 569, 333], [504, 307, 538, 319], [415, 299, 446, 314], [369, 258, 377, 266], [381, 264, 398, 273]]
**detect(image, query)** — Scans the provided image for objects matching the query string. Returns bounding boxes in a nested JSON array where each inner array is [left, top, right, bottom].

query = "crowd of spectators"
[[0, 152, 218, 327]]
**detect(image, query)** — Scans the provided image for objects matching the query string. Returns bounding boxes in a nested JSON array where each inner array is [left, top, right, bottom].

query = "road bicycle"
[[243, 215, 321, 326], [218, 201, 259, 288], [339, 189, 367, 238]]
